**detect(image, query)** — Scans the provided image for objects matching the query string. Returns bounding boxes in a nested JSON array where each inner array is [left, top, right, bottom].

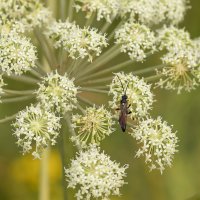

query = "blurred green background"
[[1, 0, 200, 200]]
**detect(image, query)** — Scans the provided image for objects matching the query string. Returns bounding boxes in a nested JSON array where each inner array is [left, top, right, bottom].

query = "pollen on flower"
[[0, 0, 51, 33], [156, 26, 200, 93], [65, 145, 128, 200], [130, 117, 178, 174], [0, 32, 37, 75], [71, 105, 115, 148], [45, 20, 108, 62], [115, 22, 156, 62], [74, 0, 120, 22], [109, 72, 154, 119], [12, 104, 61, 159], [36, 71, 78, 114], [120, 0, 189, 26]]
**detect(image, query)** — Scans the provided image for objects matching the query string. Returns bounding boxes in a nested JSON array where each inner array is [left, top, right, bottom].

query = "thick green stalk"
[[0, 114, 17, 124], [80, 87, 108, 94], [39, 147, 50, 200], [85, 13, 96, 27], [60, 0, 67, 20], [1, 95, 35, 103], [101, 21, 111, 33], [68, 0, 74, 22], [59, 118, 69, 200], [3, 89, 35, 96], [144, 74, 163, 82], [76, 45, 121, 79], [78, 76, 112, 85], [77, 59, 135, 82], [5, 74, 38, 85]]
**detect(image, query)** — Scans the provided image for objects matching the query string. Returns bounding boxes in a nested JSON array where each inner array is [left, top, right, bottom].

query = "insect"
[[116, 75, 131, 132]]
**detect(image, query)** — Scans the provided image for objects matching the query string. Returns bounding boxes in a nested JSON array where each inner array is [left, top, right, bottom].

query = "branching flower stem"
[[76, 44, 121, 79], [39, 147, 50, 200]]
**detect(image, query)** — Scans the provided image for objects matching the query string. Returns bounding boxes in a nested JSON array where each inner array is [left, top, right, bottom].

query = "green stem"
[[59, 118, 69, 200], [77, 95, 94, 106], [85, 13, 96, 27], [108, 20, 123, 41], [76, 45, 121, 79], [144, 74, 163, 82], [60, 0, 67, 20], [133, 64, 165, 75], [3, 89, 35, 96], [39, 147, 50, 200], [64, 114, 81, 151], [101, 21, 111, 33], [77, 59, 135, 83], [68, 0, 74, 22], [79, 87, 108, 94], [35, 30, 57, 69], [4, 74, 38, 85], [29, 68, 43, 79], [0, 114, 17, 124], [78, 76, 112, 85], [1, 95, 35, 103]]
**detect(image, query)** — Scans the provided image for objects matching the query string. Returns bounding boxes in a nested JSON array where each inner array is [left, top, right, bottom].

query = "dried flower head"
[[0, 32, 37, 75], [120, 0, 188, 26], [109, 72, 154, 119], [12, 104, 61, 159], [65, 145, 128, 200], [71, 106, 115, 148], [115, 22, 156, 61], [36, 71, 78, 114], [75, 0, 120, 22], [45, 20, 108, 62], [0, 0, 51, 33], [156, 26, 200, 93], [130, 117, 178, 174]]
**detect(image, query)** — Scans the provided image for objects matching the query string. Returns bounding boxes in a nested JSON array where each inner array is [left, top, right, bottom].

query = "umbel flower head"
[[65, 145, 128, 200], [36, 71, 78, 114], [71, 105, 115, 148], [0, 0, 51, 33], [115, 22, 156, 62], [12, 104, 61, 159], [74, 0, 120, 22], [45, 20, 108, 62], [0, 31, 37, 75], [120, 0, 188, 26], [109, 72, 154, 119], [156, 26, 200, 93], [130, 117, 178, 174]]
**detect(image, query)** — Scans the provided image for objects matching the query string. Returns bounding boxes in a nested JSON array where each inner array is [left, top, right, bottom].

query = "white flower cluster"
[[156, 26, 200, 93], [120, 0, 188, 26], [75, 0, 120, 22], [65, 145, 128, 200], [0, 0, 51, 33], [0, 32, 37, 75], [130, 117, 178, 174], [12, 104, 61, 159], [109, 72, 153, 119], [45, 20, 108, 62], [36, 71, 78, 114], [71, 106, 115, 148], [115, 22, 156, 61]]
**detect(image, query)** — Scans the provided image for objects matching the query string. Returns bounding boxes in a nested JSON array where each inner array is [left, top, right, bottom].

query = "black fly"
[[116, 75, 131, 132]]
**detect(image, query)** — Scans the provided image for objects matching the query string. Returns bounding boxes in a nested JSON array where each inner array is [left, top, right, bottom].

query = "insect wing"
[[119, 104, 128, 132]]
